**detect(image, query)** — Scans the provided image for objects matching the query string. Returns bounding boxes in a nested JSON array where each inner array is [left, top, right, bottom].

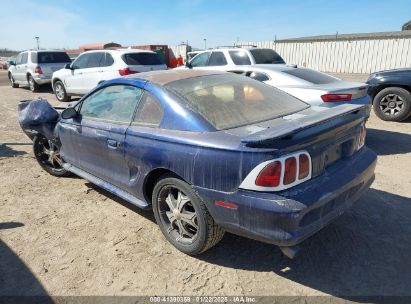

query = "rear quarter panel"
[[122, 127, 273, 201]]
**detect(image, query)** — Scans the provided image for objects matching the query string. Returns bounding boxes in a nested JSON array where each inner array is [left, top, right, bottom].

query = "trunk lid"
[[237, 104, 369, 178]]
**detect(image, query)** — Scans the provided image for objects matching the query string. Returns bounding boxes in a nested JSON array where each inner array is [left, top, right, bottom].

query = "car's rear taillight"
[[321, 93, 352, 102], [34, 66, 43, 74], [358, 123, 366, 150], [284, 157, 297, 185], [255, 161, 282, 187], [298, 154, 310, 179], [119, 68, 138, 76], [250, 151, 312, 191]]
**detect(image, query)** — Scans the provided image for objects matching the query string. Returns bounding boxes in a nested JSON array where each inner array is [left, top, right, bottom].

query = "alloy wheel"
[[35, 138, 64, 171], [380, 94, 404, 117], [29, 77, 35, 91], [55, 83, 65, 100], [157, 186, 199, 244]]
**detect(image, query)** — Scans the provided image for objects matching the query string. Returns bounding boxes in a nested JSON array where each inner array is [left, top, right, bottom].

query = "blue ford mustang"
[[19, 70, 377, 258]]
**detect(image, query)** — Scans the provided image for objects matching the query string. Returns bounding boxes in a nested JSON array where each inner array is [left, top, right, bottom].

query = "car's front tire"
[[152, 175, 225, 255], [373, 87, 411, 122], [53, 80, 71, 102], [9, 73, 19, 88], [33, 135, 71, 177], [28, 75, 39, 92]]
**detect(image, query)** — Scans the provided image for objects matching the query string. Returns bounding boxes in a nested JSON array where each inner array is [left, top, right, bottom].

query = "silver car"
[[8, 50, 71, 92], [226, 64, 370, 107]]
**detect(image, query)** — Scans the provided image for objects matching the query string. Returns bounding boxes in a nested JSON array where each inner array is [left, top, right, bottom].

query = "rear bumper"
[[33, 75, 51, 85], [195, 147, 377, 247]]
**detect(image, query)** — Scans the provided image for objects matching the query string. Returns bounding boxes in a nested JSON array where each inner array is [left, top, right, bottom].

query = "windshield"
[[250, 49, 285, 64], [122, 52, 164, 65], [165, 74, 308, 130], [36, 52, 71, 63]]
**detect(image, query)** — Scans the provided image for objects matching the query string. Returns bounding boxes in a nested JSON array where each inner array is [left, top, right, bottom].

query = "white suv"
[[52, 49, 167, 102], [182, 47, 285, 70]]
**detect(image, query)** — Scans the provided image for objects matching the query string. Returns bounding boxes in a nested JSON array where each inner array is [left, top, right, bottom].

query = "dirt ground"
[[1, 72, 411, 300]]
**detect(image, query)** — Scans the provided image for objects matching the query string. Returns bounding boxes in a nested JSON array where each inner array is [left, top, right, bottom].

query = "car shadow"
[[199, 188, 411, 299], [0, 222, 24, 230], [84, 182, 156, 223], [366, 128, 411, 155], [0, 235, 53, 302], [0, 143, 30, 158]]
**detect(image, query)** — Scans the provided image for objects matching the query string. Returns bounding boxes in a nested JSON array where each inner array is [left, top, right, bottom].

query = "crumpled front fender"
[[18, 99, 60, 141]]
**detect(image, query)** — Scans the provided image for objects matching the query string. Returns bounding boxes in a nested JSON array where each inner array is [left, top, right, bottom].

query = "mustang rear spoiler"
[[241, 104, 368, 147]]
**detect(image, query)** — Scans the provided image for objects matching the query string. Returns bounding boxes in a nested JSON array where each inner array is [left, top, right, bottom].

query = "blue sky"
[[1, 0, 410, 50]]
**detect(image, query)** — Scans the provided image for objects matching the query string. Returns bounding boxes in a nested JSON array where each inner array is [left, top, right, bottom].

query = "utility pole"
[[203, 38, 207, 50], [35, 36, 40, 50]]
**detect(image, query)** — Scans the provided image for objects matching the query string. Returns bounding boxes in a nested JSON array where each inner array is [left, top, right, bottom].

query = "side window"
[[80, 85, 143, 123], [15, 53, 22, 65], [248, 71, 270, 82], [30, 53, 38, 63], [72, 54, 90, 69], [86, 53, 104, 68], [207, 52, 227, 66], [190, 52, 210, 67], [21, 53, 28, 64], [133, 92, 164, 127], [100, 53, 114, 67], [229, 51, 252, 65]]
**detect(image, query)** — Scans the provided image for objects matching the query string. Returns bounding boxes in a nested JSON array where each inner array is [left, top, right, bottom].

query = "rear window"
[[250, 49, 285, 64], [35, 52, 71, 64], [122, 52, 163, 65], [165, 74, 308, 130], [283, 69, 339, 84]]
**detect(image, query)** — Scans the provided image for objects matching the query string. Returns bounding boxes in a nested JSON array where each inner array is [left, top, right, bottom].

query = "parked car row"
[[9, 46, 411, 121], [7, 48, 167, 98]]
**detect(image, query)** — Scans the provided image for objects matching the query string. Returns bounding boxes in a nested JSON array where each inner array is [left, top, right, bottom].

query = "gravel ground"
[[1, 75, 411, 301]]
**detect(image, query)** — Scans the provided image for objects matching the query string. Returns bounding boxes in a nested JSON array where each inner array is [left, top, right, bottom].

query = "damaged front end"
[[18, 98, 62, 141]]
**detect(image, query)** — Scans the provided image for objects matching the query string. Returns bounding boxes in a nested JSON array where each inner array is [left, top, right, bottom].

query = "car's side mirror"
[[185, 61, 192, 69], [61, 107, 78, 119], [9, 61, 15, 66], [65, 63, 72, 70]]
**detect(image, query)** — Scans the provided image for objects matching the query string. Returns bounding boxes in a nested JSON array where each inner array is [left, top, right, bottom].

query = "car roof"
[[125, 69, 225, 85], [81, 49, 156, 54]]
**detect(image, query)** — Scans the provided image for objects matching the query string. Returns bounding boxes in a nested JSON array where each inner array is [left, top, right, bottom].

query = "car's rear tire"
[[53, 80, 71, 102], [373, 87, 411, 122], [9, 74, 19, 88], [33, 135, 71, 177], [152, 175, 225, 255], [28, 75, 39, 92]]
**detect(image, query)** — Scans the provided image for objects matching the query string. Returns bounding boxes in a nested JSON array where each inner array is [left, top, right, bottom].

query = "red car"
[[0, 60, 8, 70]]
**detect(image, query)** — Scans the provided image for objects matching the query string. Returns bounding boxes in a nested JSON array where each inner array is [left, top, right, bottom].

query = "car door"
[[81, 52, 105, 91], [98, 52, 118, 82], [11, 53, 22, 81], [58, 84, 144, 189], [188, 52, 211, 70], [64, 53, 91, 94], [15, 52, 28, 82]]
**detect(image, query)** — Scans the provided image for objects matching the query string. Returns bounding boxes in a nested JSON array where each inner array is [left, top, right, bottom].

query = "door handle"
[[107, 139, 119, 149]]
